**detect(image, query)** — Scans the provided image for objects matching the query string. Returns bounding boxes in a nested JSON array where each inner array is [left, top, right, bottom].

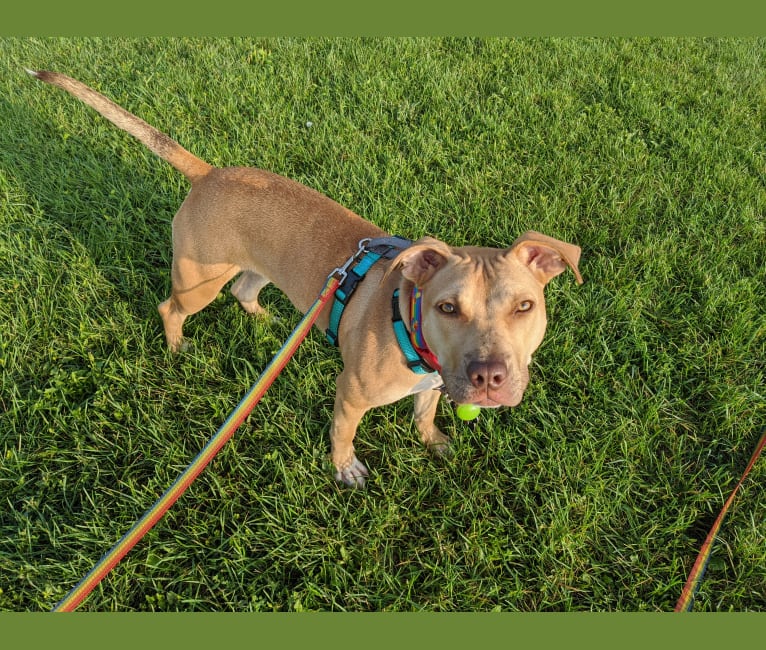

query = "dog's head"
[[387, 231, 582, 407]]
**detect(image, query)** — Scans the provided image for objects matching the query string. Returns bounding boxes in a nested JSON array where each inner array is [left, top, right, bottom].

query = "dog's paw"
[[165, 336, 188, 354], [421, 429, 452, 458], [428, 439, 453, 458], [334, 455, 369, 488]]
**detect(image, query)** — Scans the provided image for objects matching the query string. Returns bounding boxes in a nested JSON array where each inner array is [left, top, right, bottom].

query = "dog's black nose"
[[466, 359, 508, 390]]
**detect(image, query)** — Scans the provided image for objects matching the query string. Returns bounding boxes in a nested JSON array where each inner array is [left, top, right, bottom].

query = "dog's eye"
[[517, 300, 534, 313], [438, 302, 457, 315]]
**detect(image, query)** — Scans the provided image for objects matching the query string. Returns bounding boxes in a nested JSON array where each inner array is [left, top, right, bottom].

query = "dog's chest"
[[406, 372, 444, 395]]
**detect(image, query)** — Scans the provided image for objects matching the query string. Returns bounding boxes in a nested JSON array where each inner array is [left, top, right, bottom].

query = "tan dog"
[[29, 69, 583, 487]]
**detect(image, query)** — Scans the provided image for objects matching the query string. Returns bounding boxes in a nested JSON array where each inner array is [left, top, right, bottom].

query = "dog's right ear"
[[383, 237, 453, 285]]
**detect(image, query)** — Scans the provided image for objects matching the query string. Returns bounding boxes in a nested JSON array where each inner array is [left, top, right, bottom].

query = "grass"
[[0, 37, 764, 612]]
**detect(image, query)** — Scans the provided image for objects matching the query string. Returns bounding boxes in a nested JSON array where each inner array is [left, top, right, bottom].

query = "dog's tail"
[[26, 69, 212, 182]]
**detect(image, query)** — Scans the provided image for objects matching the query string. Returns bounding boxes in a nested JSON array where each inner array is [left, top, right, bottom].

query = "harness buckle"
[[326, 236, 414, 348], [330, 237, 372, 284]]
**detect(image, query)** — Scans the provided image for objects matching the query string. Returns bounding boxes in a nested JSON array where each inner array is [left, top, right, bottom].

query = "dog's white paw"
[[428, 439, 453, 458], [334, 455, 369, 488], [422, 429, 452, 458]]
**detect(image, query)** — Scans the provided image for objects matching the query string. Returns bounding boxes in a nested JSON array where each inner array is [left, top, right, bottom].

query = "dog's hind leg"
[[230, 271, 272, 316], [158, 258, 240, 352]]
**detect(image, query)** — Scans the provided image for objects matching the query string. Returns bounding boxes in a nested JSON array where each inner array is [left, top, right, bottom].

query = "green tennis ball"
[[456, 403, 481, 421]]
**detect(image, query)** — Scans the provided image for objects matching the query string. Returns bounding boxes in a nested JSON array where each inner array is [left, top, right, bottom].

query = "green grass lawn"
[[0, 37, 764, 612]]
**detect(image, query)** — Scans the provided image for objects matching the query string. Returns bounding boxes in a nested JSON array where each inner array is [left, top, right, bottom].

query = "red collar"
[[408, 285, 442, 372]]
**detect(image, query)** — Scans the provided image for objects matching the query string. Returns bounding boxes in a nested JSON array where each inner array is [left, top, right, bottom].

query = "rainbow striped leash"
[[674, 429, 766, 612], [49, 251, 765, 612], [52, 270, 342, 612]]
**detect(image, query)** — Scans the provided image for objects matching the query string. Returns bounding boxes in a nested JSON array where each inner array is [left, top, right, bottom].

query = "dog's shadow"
[[1, 87, 188, 324]]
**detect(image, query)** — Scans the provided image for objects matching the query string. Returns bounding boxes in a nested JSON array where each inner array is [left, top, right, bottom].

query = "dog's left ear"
[[508, 231, 584, 286], [384, 237, 453, 285]]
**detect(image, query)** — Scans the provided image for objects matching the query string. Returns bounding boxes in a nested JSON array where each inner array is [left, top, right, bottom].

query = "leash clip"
[[330, 237, 372, 284]]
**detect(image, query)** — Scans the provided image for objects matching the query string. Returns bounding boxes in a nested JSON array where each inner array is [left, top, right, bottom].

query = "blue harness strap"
[[326, 236, 439, 376], [325, 236, 412, 347], [326, 251, 381, 346]]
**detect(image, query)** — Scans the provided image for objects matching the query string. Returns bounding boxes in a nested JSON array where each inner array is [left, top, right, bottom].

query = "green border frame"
[[2, 1, 766, 35], [3, 612, 766, 647], [2, 2, 764, 646]]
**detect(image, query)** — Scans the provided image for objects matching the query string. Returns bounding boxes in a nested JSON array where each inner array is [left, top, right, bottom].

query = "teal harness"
[[325, 237, 438, 375]]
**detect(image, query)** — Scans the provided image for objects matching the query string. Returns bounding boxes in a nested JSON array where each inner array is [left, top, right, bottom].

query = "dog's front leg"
[[414, 389, 451, 455], [330, 372, 371, 488]]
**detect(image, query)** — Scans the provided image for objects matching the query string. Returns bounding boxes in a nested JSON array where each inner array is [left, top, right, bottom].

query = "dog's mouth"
[[471, 396, 506, 408], [472, 391, 523, 408], [443, 381, 525, 409]]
